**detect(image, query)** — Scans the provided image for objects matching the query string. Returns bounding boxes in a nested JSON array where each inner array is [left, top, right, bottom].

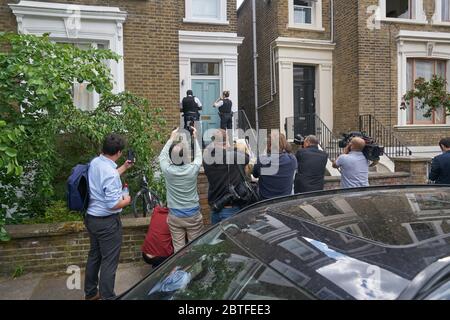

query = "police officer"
[[180, 90, 202, 130], [214, 90, 233, 130]]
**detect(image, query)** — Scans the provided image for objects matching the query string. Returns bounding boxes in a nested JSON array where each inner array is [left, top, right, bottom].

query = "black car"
[[120, 185, 450, 300]]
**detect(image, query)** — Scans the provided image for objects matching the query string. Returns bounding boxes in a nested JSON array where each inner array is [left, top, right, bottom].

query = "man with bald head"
[[332, 137, 369, 189]]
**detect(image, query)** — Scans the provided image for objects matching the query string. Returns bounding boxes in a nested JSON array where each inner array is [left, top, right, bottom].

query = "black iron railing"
[[285, 114, 342, 160], [359, 115, 412, 157]]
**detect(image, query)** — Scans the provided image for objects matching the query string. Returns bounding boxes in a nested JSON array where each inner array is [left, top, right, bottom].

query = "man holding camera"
[[294, 135, 328, 193], [332, 137, 369, 189], [214, 90, 233, 130], [180, 90, 202, 131], [203, 129, 249, 225], [159, 127, 203, 253], [429, 137, 450, 184]]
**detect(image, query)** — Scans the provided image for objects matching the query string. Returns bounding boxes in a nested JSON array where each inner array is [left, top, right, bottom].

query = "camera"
[[183, 112, 199, 135], [127, 149, 136, 163], [338, 131, 384, 161], [210, 183, 251, 212], [294, 134, 305, 147]]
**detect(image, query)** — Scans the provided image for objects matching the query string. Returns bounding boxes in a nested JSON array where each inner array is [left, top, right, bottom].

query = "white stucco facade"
[[178, 30, 244, 112], [274, 37, 335, 134]]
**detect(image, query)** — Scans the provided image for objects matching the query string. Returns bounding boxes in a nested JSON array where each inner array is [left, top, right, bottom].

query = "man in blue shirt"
[[332, 137, 369, 189], [429, 138, 450, 185], [84, 134, 133, 300]]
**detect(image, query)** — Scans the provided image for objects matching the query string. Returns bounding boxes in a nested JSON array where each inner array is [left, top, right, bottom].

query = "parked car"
[[120, 185, 450, 300]]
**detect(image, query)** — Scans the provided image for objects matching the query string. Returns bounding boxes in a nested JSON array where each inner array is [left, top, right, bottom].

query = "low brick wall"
[[323, 172, 411, 190], [0, 218, 150, 276]]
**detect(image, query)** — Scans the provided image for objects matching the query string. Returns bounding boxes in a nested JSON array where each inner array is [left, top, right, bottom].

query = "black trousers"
[[220, 113, 233, 130], [84, 214, 122, 300]]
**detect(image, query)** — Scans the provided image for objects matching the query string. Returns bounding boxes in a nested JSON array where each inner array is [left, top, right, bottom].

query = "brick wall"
[[1, 0, 239, 129], [354, 0, 450, 144], [238, 0, 280, 131], [0, 218, 149, 275], [333, 0, 360, 134]]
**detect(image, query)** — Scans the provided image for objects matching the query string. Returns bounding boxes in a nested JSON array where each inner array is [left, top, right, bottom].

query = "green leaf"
[[4, 147, 17, 158], [6, 161, 14, 175]]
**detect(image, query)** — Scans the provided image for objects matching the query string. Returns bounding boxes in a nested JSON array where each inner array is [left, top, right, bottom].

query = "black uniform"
[[294, 146, 328, 193], [181, 96, 201, 130], [218, 99, 233, 130]]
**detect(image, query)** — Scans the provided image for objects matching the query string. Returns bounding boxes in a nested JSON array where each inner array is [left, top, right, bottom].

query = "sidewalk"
[[0, 262, 151, 300]]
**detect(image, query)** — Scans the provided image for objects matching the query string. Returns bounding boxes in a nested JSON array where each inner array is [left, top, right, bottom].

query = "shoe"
[[85, 292, 101, 300]]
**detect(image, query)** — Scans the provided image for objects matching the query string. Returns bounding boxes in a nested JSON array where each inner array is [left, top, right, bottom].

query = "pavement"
[[0, 262, 151, 300]]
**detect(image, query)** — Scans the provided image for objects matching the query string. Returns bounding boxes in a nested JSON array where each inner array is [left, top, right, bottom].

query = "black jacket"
[[294, 146, 328, 193], [429, 151, 450, 185]]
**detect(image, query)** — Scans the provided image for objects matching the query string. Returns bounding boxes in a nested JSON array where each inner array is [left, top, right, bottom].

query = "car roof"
[[219, 185, 450, 297]]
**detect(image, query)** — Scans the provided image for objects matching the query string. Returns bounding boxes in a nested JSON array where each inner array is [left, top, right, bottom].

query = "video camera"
[[338, 131, 384, 162], [294, 134, 305, 147]]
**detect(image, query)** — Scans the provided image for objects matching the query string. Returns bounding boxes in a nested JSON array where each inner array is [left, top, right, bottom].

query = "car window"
[[121, 227, 311, 300], [425, 279, 450, 300]]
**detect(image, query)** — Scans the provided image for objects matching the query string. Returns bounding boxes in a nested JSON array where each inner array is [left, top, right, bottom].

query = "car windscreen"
[[120, 226, 312, 300], [268, 187, 450, 246]]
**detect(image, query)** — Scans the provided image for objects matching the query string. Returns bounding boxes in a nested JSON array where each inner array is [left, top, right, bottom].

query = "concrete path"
[[0, 262, 151, 300]]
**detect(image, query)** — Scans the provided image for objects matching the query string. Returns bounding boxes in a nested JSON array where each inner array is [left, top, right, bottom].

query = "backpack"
[[67, 163, 90, 213]]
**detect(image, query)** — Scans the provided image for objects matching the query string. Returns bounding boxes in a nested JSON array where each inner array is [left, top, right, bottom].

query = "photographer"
[[180, 90, 202, 130], [332, 137, 369, 189], [203, 129, 250, 225], [294, 135, 328, 193], [214, 90, 233, 130], [159, 127, 203, 253]]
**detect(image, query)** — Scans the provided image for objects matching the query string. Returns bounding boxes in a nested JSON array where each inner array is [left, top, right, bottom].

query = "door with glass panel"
[[191, 61, 221, 143]]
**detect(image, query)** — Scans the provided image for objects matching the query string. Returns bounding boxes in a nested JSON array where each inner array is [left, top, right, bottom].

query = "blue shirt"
[[87, 155, 123, 217], [253, 152, 298, 200], [335, 151, 369, 189]]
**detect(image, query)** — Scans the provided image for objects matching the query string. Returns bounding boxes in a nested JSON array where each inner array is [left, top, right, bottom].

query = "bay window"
[[406, 59, 447, 125]]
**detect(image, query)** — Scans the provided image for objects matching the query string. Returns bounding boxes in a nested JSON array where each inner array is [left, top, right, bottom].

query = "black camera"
[[338, 131, 384, 161], [294, 134, 305, 147], [210, 183, 252, 212], [183, 112, 199, 135]]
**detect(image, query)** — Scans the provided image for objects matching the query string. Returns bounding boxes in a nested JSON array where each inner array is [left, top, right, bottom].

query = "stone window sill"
[[431, 21, 450, 27], [287, 24, 325, 32], [378, 18, 428, 25], [394, 124, 450, 130], [183, 18, 229, 25]]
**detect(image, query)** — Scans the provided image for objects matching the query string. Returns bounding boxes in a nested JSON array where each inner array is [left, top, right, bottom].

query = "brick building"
[[238, 0, 450, 159], [2, 0, 243, 137]]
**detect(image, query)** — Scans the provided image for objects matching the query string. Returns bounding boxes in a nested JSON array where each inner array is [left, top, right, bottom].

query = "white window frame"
[[288, 0, 324, 31], [9, 1, 126, 111], [432, 0, 450, 26], [378, 0, 427, 25], [184, 0, 229, 25]]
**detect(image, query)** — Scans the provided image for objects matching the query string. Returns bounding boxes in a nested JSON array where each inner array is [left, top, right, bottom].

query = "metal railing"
[[285, 114, 342, 160], [359, 115, 412, 157]]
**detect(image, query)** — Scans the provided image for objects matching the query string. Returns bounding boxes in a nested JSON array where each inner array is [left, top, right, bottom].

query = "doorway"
[[293, 65, 316, 137]]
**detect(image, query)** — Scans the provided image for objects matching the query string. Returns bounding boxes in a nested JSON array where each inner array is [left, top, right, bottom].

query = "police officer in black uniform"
[[180, 90, 202, 131], [214, 90, 233, 130]]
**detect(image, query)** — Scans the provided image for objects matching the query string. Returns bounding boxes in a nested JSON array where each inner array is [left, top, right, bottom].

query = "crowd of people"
[[81, 91, 450, 300]]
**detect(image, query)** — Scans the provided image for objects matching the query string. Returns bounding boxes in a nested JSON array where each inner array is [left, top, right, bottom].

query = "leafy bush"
[[0, 33, 168, 240]]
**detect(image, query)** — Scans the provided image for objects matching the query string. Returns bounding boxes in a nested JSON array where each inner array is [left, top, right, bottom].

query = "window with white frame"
[[294, 0, 313, 24], [379, 0, 426, 21], [185, 0, 228, 24], [441, 0, 450, 21], [406, 58, 447, 124], [289, 0, 323, 30]]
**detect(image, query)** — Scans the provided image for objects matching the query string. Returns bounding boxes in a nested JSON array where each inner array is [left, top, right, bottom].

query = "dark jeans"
[[84, 214, 122, 300], [211, 206, 241, 225], [220, 113, 233, 130], [142, 253, 168, 268]]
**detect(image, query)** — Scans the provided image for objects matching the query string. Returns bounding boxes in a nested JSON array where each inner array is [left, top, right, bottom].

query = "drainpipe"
[[331, 0, 334, 43], [252, 0, 259, 137]]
